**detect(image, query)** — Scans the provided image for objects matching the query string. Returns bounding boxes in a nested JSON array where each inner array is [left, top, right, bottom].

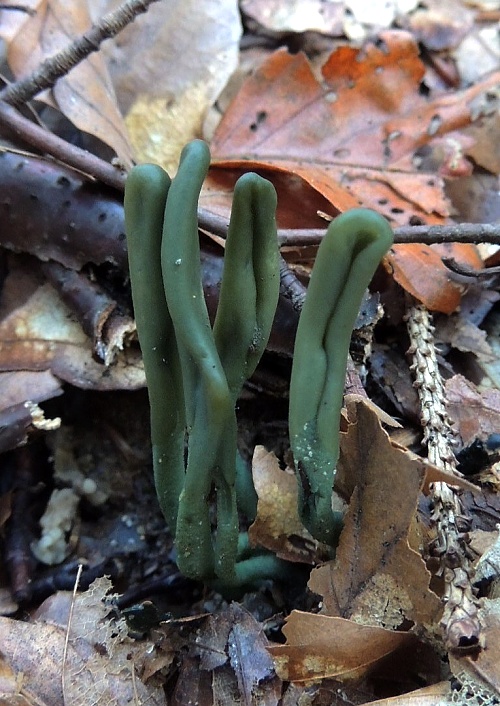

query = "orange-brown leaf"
[[210, 31, 496, 310]]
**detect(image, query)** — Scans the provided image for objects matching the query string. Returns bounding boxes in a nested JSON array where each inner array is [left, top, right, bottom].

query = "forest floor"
[[0, 1, 499, 704]]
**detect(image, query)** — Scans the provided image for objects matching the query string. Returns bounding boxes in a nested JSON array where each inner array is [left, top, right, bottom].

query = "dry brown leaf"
[[369, 344, 421, 422], [173, 656, 214, 705], [0, 577, 166, 706], [0, 0, 133, 164], [211, 32, 499, 225], [309, 399, 442, 629], [0, 261, 144, 391], [227, 604, 281, 706], [446, 374, 500, 446], [248, 446, 318, 563], [362, 681, 452, 705], [181, 603, 281, 706], [439, 317, 495, 363], [99, 0, 241, 172], [208, 31, 495, 312], [269, 610, 412, 683]]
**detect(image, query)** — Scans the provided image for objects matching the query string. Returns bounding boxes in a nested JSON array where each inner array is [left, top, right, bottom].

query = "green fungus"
[[125, 141, 281, 584], [288, 209, 393, 546]]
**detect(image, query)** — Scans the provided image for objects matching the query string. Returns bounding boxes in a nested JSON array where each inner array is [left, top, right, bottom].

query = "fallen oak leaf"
[[445, 374, 500, 447], [210, 32, 466, 221], [388, 240, 483, 314], [0, 577, 166, 706]]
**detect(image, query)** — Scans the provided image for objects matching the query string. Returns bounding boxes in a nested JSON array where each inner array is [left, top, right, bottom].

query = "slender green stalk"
[[124, 165, 185, 532], [214, 172, 279, 524], [161, 140, 238, 581], [289, 209, 393, 546], [214, 172, 279, 402]]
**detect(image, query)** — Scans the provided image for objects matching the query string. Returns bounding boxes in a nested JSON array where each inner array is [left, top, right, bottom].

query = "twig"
[[0, 0, 162, 107], [0, 4, 35, 13], [278, 256, 306, 312], [4, 446, 38, 604], [279, 222, 500, 246], [0, 101, 127, 189]]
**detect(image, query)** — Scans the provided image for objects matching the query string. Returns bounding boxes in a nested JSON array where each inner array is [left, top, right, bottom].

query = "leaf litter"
[[0, 1, 499, 704]]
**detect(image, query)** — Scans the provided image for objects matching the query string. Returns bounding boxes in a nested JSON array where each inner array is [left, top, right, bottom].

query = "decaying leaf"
[[0, 655, 37, 705], [387, 241, 482, 314], [172, 603, 281, 706], [446, 374, 500, 446], [309, 399, 443, 628], [249, 445, 318, 563], [269, 610, 412, 683], [208, 31, 496, 312], [0, 577, 166, 706], [0, 259, 144, 391], [210, 31, 497, 222]]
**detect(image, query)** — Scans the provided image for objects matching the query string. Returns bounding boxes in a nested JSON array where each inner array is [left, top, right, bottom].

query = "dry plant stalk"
[[406, 301, 457, 472], [405, 299, 481, 651], [429, 483, 481, 651]]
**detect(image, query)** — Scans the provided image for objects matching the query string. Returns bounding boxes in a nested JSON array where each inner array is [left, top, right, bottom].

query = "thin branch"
[[0, 4, 36, 13], [279, 255, 306, 312], [0, 100, 127, 189], [0, 0, 161, 107], [280, 222, 500, 246]]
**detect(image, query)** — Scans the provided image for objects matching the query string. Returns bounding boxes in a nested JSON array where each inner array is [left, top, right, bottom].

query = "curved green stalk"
[[214, 172, 279, 525], [214, 172, 279, 402], [161, 140, 238, 581], [124, 165, 185, 532], [289, 209, 393, 546]]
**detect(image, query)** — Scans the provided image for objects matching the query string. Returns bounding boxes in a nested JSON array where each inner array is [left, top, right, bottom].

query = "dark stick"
[[0, 101, 127, 189]]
